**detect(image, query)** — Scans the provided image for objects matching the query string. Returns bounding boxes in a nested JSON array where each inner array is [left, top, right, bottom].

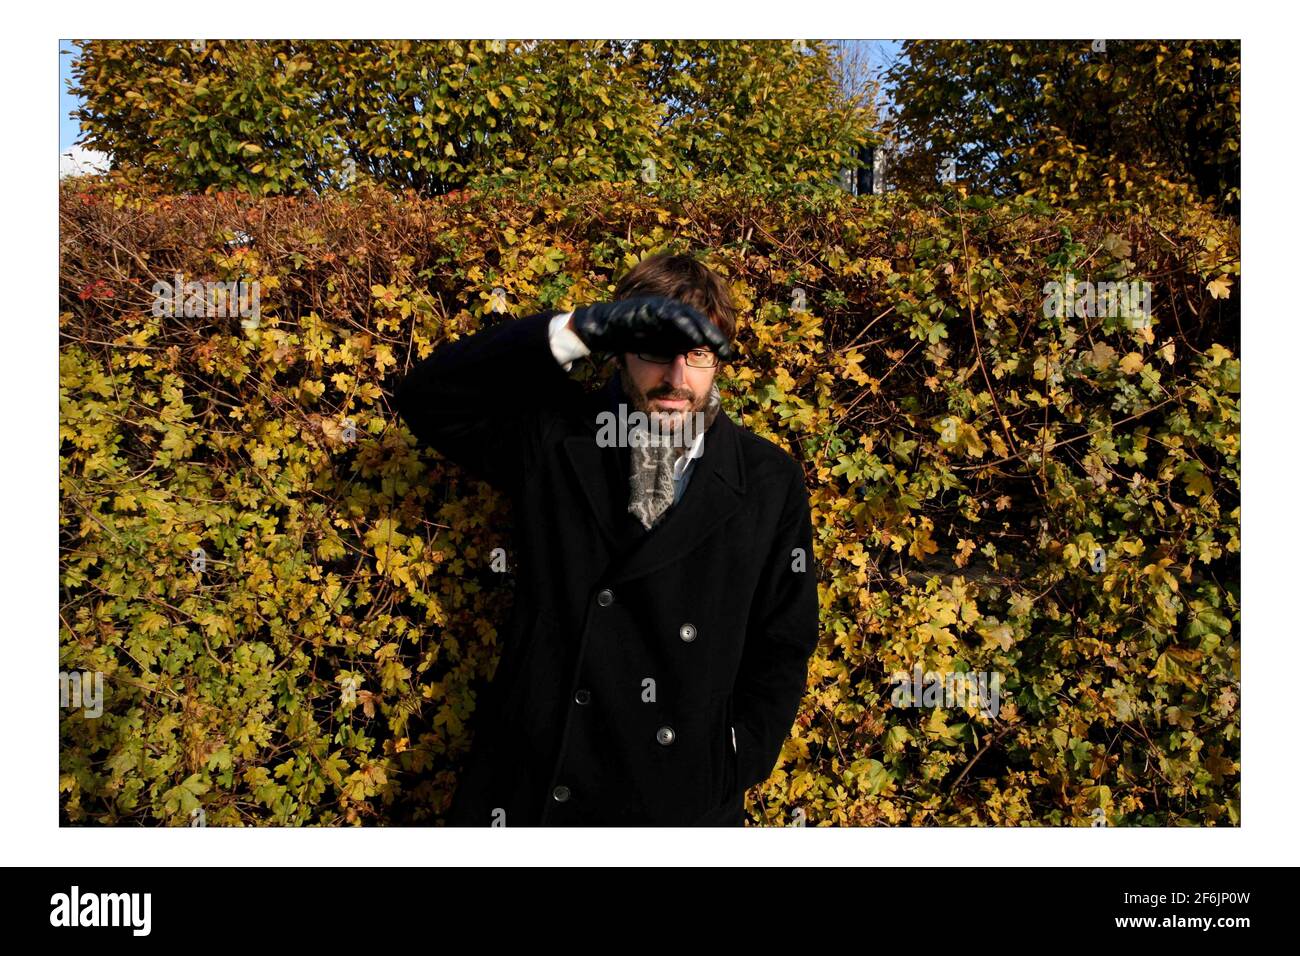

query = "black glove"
[[571, 295, 738, 362]]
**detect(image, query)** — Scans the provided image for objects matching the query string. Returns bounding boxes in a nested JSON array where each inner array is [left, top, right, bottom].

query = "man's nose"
[[664, 354, 689, 385]]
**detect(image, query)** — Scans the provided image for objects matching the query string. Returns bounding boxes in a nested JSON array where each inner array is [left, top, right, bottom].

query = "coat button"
[[597, 588, 615, 606], [574, 688, 591, 705], [679, 622, 697, 642], [552, 785, 571, 802], [656, 726, 676, 745]]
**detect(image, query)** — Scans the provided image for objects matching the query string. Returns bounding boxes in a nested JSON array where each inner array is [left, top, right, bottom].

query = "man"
[[394, 253, 819, 826]]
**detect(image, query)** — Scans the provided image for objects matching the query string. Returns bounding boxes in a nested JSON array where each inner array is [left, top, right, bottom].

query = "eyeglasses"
[[634, 348, 721, 368]]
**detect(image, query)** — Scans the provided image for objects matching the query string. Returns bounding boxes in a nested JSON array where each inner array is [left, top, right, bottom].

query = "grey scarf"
[[627, 382, 722, 530]]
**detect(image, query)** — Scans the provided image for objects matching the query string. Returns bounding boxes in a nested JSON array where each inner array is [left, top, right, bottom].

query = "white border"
[[3, 3, 1288, 866]]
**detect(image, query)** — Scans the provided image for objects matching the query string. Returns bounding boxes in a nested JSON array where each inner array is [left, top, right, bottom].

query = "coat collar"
[[562, 375, 746, 586]]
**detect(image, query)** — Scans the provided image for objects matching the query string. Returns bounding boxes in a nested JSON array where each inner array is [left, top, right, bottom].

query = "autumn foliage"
[[59, 174, 1239, 825], [69, 39, 874, 198]]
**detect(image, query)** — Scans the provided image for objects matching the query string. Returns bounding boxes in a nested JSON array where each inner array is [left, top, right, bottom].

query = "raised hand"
[[570, 295, 738, 362]]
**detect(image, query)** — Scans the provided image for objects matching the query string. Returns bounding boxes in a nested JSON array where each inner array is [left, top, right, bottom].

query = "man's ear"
[[597, 353, 622, 385]]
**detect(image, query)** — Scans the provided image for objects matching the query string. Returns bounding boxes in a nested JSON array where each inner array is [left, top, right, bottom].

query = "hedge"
[[58, 175, 1240, 825]]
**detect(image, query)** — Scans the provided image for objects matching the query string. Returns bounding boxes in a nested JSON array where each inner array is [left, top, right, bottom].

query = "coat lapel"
[[562, 377, 746, 585]]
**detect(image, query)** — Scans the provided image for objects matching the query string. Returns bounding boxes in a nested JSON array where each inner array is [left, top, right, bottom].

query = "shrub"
[[59, 175, 1239, 825]]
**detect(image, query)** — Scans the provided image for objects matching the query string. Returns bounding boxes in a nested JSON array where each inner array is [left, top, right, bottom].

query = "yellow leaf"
[[139, 610, 170, 635], [1207, 275, 1233, 299], [1086, 342, 1118, 370], [1206, 343, 1233, 366]]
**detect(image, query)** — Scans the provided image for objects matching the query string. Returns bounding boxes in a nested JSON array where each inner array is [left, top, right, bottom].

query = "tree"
[[70, 39, 877, 197], [882, 40, 1240, 215]]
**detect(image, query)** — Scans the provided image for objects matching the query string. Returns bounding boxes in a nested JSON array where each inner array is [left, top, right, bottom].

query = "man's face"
[[618, 350, 718, 425]]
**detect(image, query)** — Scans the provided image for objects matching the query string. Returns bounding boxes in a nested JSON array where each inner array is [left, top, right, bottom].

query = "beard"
[[617, 365, 707, 448]]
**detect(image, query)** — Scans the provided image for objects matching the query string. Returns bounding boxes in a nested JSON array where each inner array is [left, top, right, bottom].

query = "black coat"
[[394, 309, 819, 825]]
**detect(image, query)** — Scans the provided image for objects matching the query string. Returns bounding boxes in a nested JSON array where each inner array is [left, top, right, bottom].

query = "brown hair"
[[612, 253, 737, 344]]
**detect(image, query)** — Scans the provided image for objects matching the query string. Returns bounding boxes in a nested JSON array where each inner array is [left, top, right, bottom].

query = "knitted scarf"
[[627, 381, 722, 530]]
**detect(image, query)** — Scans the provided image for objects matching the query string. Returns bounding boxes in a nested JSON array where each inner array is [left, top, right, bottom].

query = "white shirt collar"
[[672, 432, 706, 481]]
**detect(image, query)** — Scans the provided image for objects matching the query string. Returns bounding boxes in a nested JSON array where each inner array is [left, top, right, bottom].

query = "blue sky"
[[59, 39, 902, 153], [59, 41, 83, 152]]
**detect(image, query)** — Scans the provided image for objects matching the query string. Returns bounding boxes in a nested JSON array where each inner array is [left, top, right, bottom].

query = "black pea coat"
[[394, 308, 820, 826]]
